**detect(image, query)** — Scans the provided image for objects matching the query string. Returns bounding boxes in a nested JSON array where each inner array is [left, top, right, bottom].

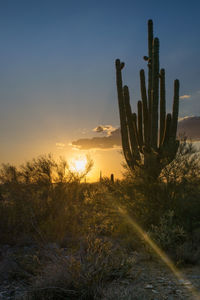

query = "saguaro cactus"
[[115, 20, 179, 178]]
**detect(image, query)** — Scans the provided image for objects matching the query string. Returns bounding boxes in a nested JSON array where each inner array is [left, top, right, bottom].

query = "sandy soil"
[[0, 246, 199, 300], [103, 253, 200, 300]]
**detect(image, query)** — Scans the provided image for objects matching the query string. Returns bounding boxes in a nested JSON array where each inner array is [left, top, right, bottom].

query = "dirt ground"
[[0, 246, 199, 300], [103, 253, 200, 300]]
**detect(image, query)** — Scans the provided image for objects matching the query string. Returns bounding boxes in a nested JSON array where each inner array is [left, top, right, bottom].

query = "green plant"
[[115, 20, 180, 178], [148, 210, 186, 250]]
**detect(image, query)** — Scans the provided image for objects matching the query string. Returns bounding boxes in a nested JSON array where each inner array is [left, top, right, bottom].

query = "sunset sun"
[[69, 156, 88, 173]]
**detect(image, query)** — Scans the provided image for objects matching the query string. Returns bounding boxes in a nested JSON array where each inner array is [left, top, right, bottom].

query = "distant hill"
[[178, 116, 200, 140]]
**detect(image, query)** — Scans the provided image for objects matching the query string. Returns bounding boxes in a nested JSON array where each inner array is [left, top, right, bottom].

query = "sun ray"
[[117, 206, 200, 300]]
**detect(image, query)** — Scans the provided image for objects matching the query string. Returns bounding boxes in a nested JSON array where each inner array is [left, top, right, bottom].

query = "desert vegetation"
[[0, 19, 200, 300], [0, 140, 200, 299], [115, 20, 179, 179]]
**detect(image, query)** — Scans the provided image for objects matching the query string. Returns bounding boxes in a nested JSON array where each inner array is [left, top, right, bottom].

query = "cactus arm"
[[115, 20, 180, 178], [148, 19, 153, 107], [171, 79, 179, 140], [115, 59, 133, 169], [148, 19, 153, 141], [159, 68, 166, 147], [137, 100, 143, 149], [132, 113, 139, 148], [140, 69, 149, 146], [162, 113, 172, 147], [151, 37, 160, 149], [123, 86, 140, 161]]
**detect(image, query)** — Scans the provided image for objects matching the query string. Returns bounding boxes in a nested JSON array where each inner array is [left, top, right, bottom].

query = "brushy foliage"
[[0, 141, 200, 247], [0, 154, 95, 244], [23, 235, 132, 300], [148, 210, 186, 250], [0, 141, 200, 298], [121, 140, 200, 232]]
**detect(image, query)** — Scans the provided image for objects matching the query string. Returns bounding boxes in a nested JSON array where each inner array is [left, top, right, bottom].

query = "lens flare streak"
[[118, 206, 200, 300]]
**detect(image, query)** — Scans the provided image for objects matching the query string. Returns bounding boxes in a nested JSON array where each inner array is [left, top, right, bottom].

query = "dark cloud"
[[72, 117, 200, 150], [72, 128, 121, 150], [178, 116, 200, 140]]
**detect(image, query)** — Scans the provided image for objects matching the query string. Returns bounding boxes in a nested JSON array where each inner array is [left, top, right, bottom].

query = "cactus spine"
[[115, 20, 180, 177]]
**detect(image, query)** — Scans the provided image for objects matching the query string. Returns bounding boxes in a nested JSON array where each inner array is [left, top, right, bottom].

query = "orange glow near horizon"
[[0, 146, 124, 183], [65, 148, 124, 182]]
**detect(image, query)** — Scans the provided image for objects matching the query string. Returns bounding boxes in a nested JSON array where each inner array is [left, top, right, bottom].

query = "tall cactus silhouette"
[[115, 20, 180, 177]]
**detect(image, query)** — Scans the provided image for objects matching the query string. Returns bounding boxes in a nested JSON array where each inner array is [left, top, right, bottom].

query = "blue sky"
[[0, 0, 200, 178]]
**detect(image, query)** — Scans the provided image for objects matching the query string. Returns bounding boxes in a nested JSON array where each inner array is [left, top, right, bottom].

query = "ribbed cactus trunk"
[[115, 20, 180, 178]]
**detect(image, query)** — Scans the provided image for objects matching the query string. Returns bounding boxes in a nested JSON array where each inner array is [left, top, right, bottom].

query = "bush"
[[120, 140, 200, 231], [0, 155, 93, 244], [148, 210, 186, 251], [25, 236, 132, 299]]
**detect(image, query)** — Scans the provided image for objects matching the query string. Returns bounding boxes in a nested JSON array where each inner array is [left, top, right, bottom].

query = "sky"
[[0, 0, 200, 181]]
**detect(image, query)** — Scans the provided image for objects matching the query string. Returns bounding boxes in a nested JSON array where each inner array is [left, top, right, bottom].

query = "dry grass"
[[22, 236, 133, 299]]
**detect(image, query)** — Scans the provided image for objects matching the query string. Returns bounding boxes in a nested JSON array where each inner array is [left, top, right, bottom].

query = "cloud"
[[177, 116, 200, 140], [93, 124, 116, 136], [180, 94, 191, 99], [178, 115, 194, 121], [56, 142, 66, 150], [72, 128, 121, 150], [72, 116, 200, 150]]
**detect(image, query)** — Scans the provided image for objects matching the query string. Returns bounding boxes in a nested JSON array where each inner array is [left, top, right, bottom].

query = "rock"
[[178, 279, 192, 286], [145, 284, 153, 289]]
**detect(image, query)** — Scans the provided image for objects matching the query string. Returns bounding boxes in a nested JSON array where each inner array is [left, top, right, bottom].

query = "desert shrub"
[[120, 140, 200, 232], [0, 154, 136, 247], [81, 184, 117, 236], [175, 227, 200, 264], [25, 235, 132, 300], [148, 210, 186, 251], [160, 141, 200, 231], [0, 142, 199, 255], [148, 209, 200, 265], [0, 155, 93, 244], [116, 173, 166, 228]]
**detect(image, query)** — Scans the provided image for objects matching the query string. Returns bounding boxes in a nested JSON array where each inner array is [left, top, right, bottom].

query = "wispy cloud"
[[93, 124, 116, 136], [178, 115, 194, 121], [180, 94, 191, 99], [72, 115, 200, 151], [56, 142, 66, 150]]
